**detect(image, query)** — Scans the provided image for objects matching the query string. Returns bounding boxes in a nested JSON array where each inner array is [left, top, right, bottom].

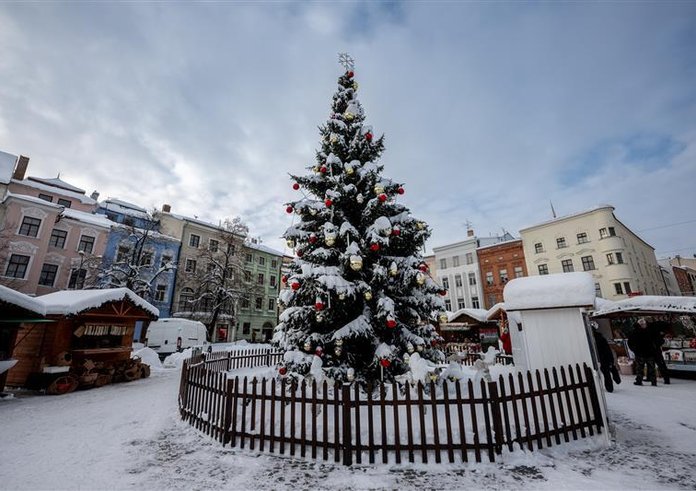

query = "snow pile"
[[38, 287, 159, 317], [504, 272, 595, 310], [162, 348, 195, 369], [132, 347, 163, 370], [0, 284, 45, 315], [594, 295, 696, 316]]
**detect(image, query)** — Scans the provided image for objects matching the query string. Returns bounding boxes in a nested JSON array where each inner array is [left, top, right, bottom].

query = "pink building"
[[0, 154, 111, 295]]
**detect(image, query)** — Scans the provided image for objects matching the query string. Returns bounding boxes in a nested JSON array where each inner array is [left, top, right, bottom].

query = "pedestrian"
[[628, 318, 657, 386], [592, 323, 621, 392], [499, 326, 512, 355], [650, 320, 670, 385]]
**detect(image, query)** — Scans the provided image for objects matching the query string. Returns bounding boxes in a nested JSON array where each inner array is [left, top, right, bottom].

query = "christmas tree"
[[274, 54, 446, 385]]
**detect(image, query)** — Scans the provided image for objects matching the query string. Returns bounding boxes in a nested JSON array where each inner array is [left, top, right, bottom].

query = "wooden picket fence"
[[178, 349, 604, 465]]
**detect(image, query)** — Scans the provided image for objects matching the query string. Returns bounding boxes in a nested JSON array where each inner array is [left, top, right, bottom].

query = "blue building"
[[97, 198, 181, 320]]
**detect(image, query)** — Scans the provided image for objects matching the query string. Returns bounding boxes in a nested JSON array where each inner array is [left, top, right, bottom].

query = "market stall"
[[440, 308, 498, 354]]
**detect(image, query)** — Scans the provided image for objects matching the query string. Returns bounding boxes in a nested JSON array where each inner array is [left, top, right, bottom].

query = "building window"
[[178, 288, 194, 310], [616, 252, 624, 264], [5, 254, 30, 279], [472, 296, 480, 309], [155, 284, 167, 302], [452, 256, 460, 267], [268, 298, 276, 311], [577, 232, 589, 244], [116, 245, 130, 263], [486, 293, 497, 308], [244, 270, 251, 282], [227, 243, 236, 255], [259, 256, 266, 266], [581, 256, 596, 271], [561, 259, 574, 273], [257, 273, 265, 285], [455, 274, 463, 287], [19, 216, 41, 237], [442, 277, 449, 289], [160, 254, 172, 269], [440, 258, 447, 269], [269, 275, 277, 288], [457, 298, 466, 309], [468, 272, 476, 286], [514, 266, 524, 278], [185, 258, 197, 273], [246, 253, 253, 262], [599, 227, 616, 239], [140, 251, 153, 267], [595, 283, 602, 298], [614, 282, 623, 295], [606, 253, 615, 265], [209, 239, 219, 252], [556, 237, 567, 249], [271, 259, 278, 269], [255, 297, 263, 309], [465, 253, 474, 265], [499, 268, 509, 283], [78, 235, 95, 254], [241, 296, 250, 309], [538, 264, 549, 275], [486, 272, 494, 286], [38, 263, 59, 286], [243, 322, 251, 335], [624, 282, 632, 294], [206, 262, 215, 273], [38, 193, 53, 202], [49, 229, 67, 249], [188, 234, 200, 248], [444, 299, 452, 311], [534, 243, 544, 254], [68, 268, 86, 289], [57, 198, 72, 208]]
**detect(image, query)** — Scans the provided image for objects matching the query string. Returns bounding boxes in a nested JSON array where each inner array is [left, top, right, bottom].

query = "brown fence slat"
[[354, 383, 362, 464], [269, 378, 276, 453], [240, 377, 248, 449], [333, 384, 340, 463], [584, 364, 604, 435], [259, 378, 267, 452], [322, 380, 329, 461], [301, 381, 307, 458], [543, 368, 561, 446], [560, 366, 579, 441], [404, 382, 415, 463], [430, 381, 442, 463], [442, 381, 455, 463], [567, 365, 586, 439], [468, 379, 481, 462], [507, 373, 523, 450], [480, 380, 495, 462], [280, 378, 286, 455], [380, 383, 388, 464], [290, 381, 297, 456], [527, 371, 543, 449], [392, 383, 401, 464], [575, 364, 594, 437], [417, 382, 428, 463], [311, 381, 318, 459], [552, 367, 570, 443], [497, 375, 513, 452], [455, 381, 468, 462], [342, 383, 353, 466], [367, 384, 375, 464]]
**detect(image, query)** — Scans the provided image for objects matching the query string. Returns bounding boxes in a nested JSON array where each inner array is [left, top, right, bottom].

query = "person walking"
[[628, 318, 657, 386], [650, 320, 671, 385], [592, 325, 621, 392]]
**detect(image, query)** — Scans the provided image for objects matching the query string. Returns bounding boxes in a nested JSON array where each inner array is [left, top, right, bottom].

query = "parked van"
[[145, 318, 209, 357]]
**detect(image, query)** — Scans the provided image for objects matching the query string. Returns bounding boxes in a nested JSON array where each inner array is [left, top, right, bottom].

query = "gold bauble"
[[389, 264, 398, 277], [416, 222, 425, 230], [334, 346, 343, 356], [345, 165, 354, 175], [349, 255, 363, 271], [344, 112, 354, 121], [407, 343, 415, 354], [403, 353, 411, 364], [335, 338, 344, 347], [353, 81, 359, 90], [286, 238, 295, 248], [330, 134, 338, 144], [346, 368, 355, 381], [416, 344, 424, 352], [338, 292, 346, 300], [309, 208, 317, 216], [364, 291, 373, 301], [374, 185, 384, 195], [439, 313, 449, 323], [415, 271, 426, 285], [316, 311, 325, 322], [325, 237, 336, 247], [303, 341, 312, 352], [356, 193, 364, 204]]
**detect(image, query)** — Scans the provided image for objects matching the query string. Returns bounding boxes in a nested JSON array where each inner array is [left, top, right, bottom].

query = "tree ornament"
[[286, 238, 295, 248], [397, 187, 405, 195], [313, 165, 321, 173], [309, 234, 318, 244], [334, 346, 343, 356], [404, 353, 411, 364], [335, 338, 344, 347], [304, 340, 312, 352], [378, 193, 387, 203], [347, 70, 354, 78], [370, 243, 380, 252], [316, 311, 325, 322], [353, 81, 359, 90], [324, 198, 333, 207], [416, 344, 424, 352], [365, 132, 373, 142], [374, 184, 385, 195], [429, 372, 438, 382], [345, 164, 354, 175], [415, 271, 426, 285], [291, 280, 300, 291], [320, 165, 328, 174], [418, 263, 429, 272], [386, 317, 397, 329], [315, 297, 324, 311], [439, 313, 449, 323], [356, 193, 364, 204], [315, 346, 324, 357], [416, 222, 425, 230], [278, 366, 287, 376], [293, 183, 300, 190], [391, 226, 401, 237], [440, 289, 448, 296], [407, 342, 415, 354], [330, 134, 338, 144], [324, 230, 337, 246], [349, 255, 363, 271], [338, 292, 346, 300], [309, 208, 317, 216], [281, 275, 288, 284], [286, 205, 294, 214], [346, 367, 355, 382], [379, 358, 391, 368], [344, 111, 354, 121], [296, 249, 304, 258], [431, 339, 438, 347], [364, 290, 373, 301], [389, 262, 398, 276]]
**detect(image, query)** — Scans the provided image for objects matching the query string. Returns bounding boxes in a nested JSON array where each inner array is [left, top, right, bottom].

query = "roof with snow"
[[246, 241, 284, 257], [0, 150, 17, 184], [61, 208, 115, 229], [504, 272, 596, 311], [38, 288, 159, 318], [2, 191, 63, 209], [593, 295, 696, 318], [0, 285, 46, 316], [28, 176, 85, 194], [447, 308, 490, 324], [476, 237, 522, 251], [12, 178, 97, 205], [486, 302, 507, 320], [519, 204, 614, 232], [99, 198, 151, 220]]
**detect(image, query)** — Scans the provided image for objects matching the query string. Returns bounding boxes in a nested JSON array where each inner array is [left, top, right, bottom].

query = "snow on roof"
[[12, 178, 97, 205], [476, 238, 522, 252], [28, 176, 85, 194], [447, 308, 490, 323], [99, 198, 151, 220], [3, 191, 63, 209], [0, 284, 46, 315], [38, 288, 159, 317], [594, 295, 696, 317], [0, 150, 17, 184], [61, 208, 115, 229], [486, 302, 506, 320], [101, 198, 147, 213], [519, 204, 615, 232], [504, 272, 596, 311], [246, 241, 284, 257], [594, 297, 616, 312]]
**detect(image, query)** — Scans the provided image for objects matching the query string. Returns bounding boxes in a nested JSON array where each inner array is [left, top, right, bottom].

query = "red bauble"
[[315, 301, 324, 311], [419, 263, 429, 272], [397, 187, 404, 195], [347, 70, 354, 78], [391, 228, 401, 237], [324, 198, 333, 207], [278, 366, 287, 375], [291, 281, 300, 291], [315, 347, 324, 357], [365, 132, 373, 142], [281, 275, 288, 284], [297, 249, 304, 258], [320, 165, 328, 173], [386, 318, 397, 329], [440, 289, 448, 296], [292, 183, 300, 190], [286, 206, 293, 214], [309, 234, 318, 244], [431, 340, 438, 347], [378, 194, 387, 202], [370, 243, 380, 252], [380, 359, 391, 368]]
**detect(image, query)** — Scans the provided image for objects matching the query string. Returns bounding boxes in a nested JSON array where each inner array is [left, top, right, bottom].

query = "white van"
[[145, 318, 209, 357]]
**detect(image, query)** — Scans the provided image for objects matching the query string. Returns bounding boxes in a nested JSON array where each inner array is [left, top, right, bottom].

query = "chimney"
[[12, 155, 30, 180], [162, 204, 171, 213], [467, 229, 475, 238], [90, 190, 100, 201]]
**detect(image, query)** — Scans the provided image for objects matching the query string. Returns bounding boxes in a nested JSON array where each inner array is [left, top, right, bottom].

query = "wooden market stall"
[[440, 308, 499, 353], [6, 288, 159, 394]]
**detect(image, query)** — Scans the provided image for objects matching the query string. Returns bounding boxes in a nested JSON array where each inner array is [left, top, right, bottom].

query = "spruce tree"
[[275, 55, 446, 385]]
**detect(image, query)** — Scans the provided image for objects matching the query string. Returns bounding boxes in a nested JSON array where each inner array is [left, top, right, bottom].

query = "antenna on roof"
[[464, 219, 472, 231], [550, 200, 557, 218], [57, 172, 61, 179]]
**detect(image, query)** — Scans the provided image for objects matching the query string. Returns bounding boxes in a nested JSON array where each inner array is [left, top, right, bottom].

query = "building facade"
[[477, 238, 527, 309], [519, 205, 666, 300]]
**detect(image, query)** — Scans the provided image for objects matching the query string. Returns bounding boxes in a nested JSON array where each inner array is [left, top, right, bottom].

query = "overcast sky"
[[1, 2, 695, 258]]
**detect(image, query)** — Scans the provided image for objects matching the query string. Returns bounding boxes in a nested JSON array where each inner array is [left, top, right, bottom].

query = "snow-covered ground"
[[1, 366, 695, 490]]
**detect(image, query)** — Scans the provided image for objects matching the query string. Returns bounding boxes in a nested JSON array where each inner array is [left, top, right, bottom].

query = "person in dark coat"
[[628, 318, 657, 386], [650, 320, 670, 384], [592, 324, 621, 392]]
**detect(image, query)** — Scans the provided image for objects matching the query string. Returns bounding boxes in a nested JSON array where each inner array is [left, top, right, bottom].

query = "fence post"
[[223, 377, 234, 446], [583, 364, 604, 433], [487, 381, 505, 455], [341, 383, 353, 466], [227, 351, 232, 371], [178, 360, 189, 418], [266, 349, 272, 367]]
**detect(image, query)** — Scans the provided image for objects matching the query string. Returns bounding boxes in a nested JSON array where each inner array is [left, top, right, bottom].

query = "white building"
[[519, 205, 666, 301]]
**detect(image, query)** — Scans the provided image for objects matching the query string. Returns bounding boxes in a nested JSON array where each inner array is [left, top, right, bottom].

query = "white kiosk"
[[503, 272, 596, 372]]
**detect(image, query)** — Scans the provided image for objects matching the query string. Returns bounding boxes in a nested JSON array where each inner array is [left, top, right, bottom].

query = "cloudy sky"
[[1, 2, 695, 258]]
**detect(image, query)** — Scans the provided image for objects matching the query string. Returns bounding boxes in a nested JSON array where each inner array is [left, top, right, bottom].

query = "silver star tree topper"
[[338, 52, 355, 71]]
